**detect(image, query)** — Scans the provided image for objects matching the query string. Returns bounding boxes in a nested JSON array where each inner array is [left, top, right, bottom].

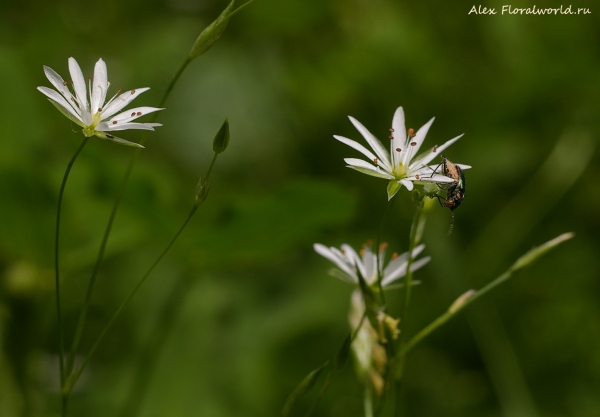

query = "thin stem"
[[396, 205, 424, 368], [392, 203, 425, 414], [157, 57, 192, 111], [63, 204, 199, 394], [204, 152, 218, 180], [119, 273, 194, 417], [375, 197, 395, 306], [397, 230, 574, 359], [62, 396, 68, 417], [399, 270, 511, 358], [364, 385, 374, 417], [55, 137, 89, 388], [65, 57, 193, 376]]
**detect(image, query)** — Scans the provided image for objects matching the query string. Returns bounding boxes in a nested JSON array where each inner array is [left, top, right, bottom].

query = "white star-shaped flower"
[[313, 242, 430, 289], [37, 57, 163, 148], [334, 106, 471, 199]]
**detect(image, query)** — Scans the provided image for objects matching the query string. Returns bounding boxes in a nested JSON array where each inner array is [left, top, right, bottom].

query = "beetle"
[[430, 156, 466, 234], [436, 156, 465, 211]]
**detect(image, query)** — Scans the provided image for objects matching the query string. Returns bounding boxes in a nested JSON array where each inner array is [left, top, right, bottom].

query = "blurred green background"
[[1, 0, 599, 416]]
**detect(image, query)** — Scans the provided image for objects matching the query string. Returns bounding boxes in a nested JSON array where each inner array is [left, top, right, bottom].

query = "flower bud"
[[512, 232, 574, 272], [213, 119, 230, 154], [189, 1, 236, 59]]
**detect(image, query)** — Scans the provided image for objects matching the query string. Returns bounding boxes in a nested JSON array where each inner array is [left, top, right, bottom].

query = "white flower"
[[334, 106, 471, 199], [313, 242, 430, 289], [37, 57, 163, 148]]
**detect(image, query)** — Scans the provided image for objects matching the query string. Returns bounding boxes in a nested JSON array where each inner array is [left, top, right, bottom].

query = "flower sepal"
[[387, 180, 401, 201]]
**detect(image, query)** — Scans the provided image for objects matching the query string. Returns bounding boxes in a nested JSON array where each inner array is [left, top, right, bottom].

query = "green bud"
[[422, 181, 439, 197], [511, 232, 575, 272], [189, 0, 235, 60], [411, 188, 425, 206], [213, 119, 230, 154]]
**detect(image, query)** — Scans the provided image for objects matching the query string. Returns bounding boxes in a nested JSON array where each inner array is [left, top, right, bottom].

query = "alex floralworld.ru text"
[[469, 5, 591, 15]]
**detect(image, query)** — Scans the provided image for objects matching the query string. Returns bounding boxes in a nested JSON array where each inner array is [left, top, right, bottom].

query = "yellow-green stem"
[[54, 137, 89, 401], [395, 204, 424, 376], [387, 203, 423, 415], [375, 197, 396, 306]]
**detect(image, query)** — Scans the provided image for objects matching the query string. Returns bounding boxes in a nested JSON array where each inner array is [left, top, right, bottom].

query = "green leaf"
[[333, 334, 352, 371], [281, 362, 328, 416]]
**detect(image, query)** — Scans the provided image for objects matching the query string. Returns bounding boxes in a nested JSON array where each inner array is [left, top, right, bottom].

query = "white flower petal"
[[406, 170, 455, 183], [381, 244, 427, 286], [361, 247, 378, 285], [457, 164, 471, 170], [97, 122, 159, 132], [409, 134, 463, 170], [391, 107, 407, 169], [42, 66, 81, 115], [340, 244, 367, 280], [314, 244, 358, 282], [400, 179, 414, 191], [408, 256, 431, 273], [328, 268, 359, 285], [348, 116, 392, 171], [107, 106, 164, 124], [403, 117, 434, 167], [334, 135, 380, 164], [101, 88, 150, 119], [38, 86, 84, 126], [91, 58, 108, 114], [344, 158, 394, 180], [68, 58, 88, 115], [344, 158, 395, 179]]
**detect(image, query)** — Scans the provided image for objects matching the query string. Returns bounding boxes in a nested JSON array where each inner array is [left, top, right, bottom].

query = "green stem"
[[62, 396, 68, 417], [157, 57, 192, 111], [398, 229, 573, 359], [391, 203, 425, 415], [63, 204, 199, 394], [64, 57, 193, 377], [398, 269, 512, 357], [54, 137, 89, 390], [375, 197, 395, 306], [364, 384, 374, 417], [395, 204, 424, 375], [118, 273, 194, 417]]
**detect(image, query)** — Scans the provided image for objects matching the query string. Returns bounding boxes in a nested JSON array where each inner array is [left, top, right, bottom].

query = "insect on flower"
[[430, 155, 466, 234], [435, 156, 465, 210]]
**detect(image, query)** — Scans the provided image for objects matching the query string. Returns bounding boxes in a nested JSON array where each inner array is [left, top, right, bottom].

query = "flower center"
[[82, 110, 103, 136], [392, 163, 407, 178]]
